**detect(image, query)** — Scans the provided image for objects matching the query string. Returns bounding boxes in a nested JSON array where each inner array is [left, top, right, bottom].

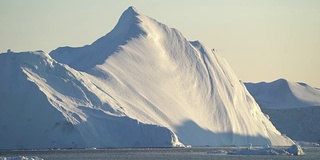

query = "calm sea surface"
[[1, 147, 319, 160]]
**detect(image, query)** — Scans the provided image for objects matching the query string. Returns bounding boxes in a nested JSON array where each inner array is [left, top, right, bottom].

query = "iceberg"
[[0, 6, 293, 149], [245, 79, 320, 142]]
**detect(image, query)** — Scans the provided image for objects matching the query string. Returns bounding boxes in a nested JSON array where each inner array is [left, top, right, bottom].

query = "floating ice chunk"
[[229, 147, 290, 155], [287, 144, 304, 155], [229, 144, 305, 156], [185, 145, 192, 148], [0, 156, 44, 160], [207, 150, 228, 155]]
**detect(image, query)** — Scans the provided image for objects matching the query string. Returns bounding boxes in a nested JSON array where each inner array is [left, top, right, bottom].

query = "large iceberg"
[[0, 7, 293, 149]]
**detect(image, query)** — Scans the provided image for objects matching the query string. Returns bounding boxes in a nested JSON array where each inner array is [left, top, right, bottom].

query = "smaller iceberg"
[[229, 144, 304, 156], [287, 144, 305, 155]]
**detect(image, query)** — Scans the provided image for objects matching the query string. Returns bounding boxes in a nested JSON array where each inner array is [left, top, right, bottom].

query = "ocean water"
[[1, 147, 319, 160]]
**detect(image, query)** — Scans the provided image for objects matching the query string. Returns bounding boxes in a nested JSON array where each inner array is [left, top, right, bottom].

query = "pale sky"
[[1, 0, 319, 87]]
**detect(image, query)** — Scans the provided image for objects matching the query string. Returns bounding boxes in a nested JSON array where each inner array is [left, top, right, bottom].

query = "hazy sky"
[[1, 0, 319, 87]]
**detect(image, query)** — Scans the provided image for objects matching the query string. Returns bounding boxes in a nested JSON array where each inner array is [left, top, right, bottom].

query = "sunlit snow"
[[0, 6, 293, 149]]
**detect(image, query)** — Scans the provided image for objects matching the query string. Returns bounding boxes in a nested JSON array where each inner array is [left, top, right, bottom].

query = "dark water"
[[1, 147, 319, 160]]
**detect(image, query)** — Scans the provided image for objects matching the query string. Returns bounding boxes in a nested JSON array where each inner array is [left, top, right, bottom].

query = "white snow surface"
[[245, 79, 320, 109], [0, 51, 177, 149], [1, 6, 292, 149], [245, 79, 320, 142]]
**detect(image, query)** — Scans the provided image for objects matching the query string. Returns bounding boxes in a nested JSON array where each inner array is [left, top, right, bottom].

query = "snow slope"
[[49, 6, 292, 147], [0, 51, 177, 149], [245, 79, 320, 142]]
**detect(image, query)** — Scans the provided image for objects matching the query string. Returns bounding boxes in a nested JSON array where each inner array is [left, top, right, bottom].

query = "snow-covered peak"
[[123, 6, 141, 18], [101, 6, 144, 38], [245, 78, 320, 109], [50, 6, 161, 71], [128, 6, 139, 13]]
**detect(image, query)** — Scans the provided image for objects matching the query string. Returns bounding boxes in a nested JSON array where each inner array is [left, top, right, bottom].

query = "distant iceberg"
[[245, 79, 320, 142]]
